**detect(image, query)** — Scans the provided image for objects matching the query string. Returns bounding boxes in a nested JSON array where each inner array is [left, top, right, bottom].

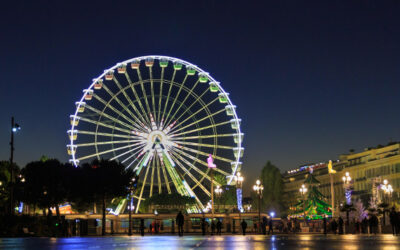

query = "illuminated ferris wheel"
[[67, 56, 243, 211]]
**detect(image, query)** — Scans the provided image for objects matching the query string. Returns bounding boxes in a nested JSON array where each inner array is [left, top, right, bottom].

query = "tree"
[[85, 159, 134, 236], [259, 161, 284, 215], [291, 172, 332, 219], [19, 159, 70, 221]]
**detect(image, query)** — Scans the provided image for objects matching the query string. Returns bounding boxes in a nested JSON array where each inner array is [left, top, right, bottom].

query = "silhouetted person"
[[140, 219, 145, 236], [338, 217, 344, 234], [331, 219, 338, 234], [323, 217, 327, 235], [216, 219, 222, 235], [288, 220, 292, 233], [390, 207, 397, 235], [201, 218, 206, 235], [211, 220, 216, 235], [262, 217, 267, 235], [371, 214, 378, 234], [361, 217, 368, 234], [241, 220, 247, 235], [268, 219, 273, 235], [176, 211, 184, 236]]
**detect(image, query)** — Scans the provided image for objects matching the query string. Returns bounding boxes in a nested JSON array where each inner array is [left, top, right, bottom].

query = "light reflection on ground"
[[1, 235, 400, 249]]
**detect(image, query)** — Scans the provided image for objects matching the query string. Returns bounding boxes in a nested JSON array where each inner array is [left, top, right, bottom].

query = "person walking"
[[140, 219, 145, 236], [201, 218, 206, 236], [338, 217, 344, 234], [288, 220, 292, 233], [390, 207, 397, 235], [268, 218, 274, 235], [262, 217, 267, 235], [216, 219, 222, 235], [331, 219, 338, 234], [323, 217, 327, 235], [241, 220, 247, 236], [176, 211, 185, 237], [211, 220, 216, 235]]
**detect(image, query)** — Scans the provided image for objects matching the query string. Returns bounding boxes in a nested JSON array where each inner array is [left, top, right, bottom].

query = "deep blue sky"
[[1, 1, 400, 188]]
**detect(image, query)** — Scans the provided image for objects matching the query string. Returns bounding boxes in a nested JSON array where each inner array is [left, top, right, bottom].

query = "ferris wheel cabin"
[[209, 82, 219, 92], [186, 66, 196, 75], [117, 63, 127, 74], [93, 78, 103, 90], [105, 70, 114, 80], [173, 61, 183, 70], [75, 102, 86, 113], [70, 115, 80, 126], [145, 57, 154, 67], [131, 59, 140, 69], [83, 89, 93, 100]]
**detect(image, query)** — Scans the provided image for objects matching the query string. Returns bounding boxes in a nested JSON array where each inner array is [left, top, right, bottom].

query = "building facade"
[[283, 143, 400, 213]]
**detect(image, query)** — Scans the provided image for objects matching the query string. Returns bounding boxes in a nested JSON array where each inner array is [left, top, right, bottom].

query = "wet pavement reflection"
[[1, 234, 400, 249]]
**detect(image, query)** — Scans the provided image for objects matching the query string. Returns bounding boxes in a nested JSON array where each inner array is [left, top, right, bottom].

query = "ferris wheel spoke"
[[149, 157, 156, 197], [149, 67, 157, 120], [171, 133, 234, 141], [77, 130, 135, 139], [157, 68, 165, 124], [170, 108, 225, 134], [78, 116, 133, 134], [120, 146, 146, 164], [160, 70, 177, 127], [75, 139, 142, 147], [92, 94, 146, 132], [110, 143, 147, 161], [163, 75, 188, 128], [124, 72, 152, 126], [174, 87, 209, 123], [100, 85, 147, 129], [135, 157, 152, 213], [170, 120, 231, 137], [174, 96, 219, 129], [160, 159, 172, 194], [77, 141, 145, 161], [157, 158, 162, 194], [169, 152, 211, 198], [164, 79, 199, 129], [172, 147, 228, 181], [170, 150, 215, 190], [85, 104, 139, 132], [136, 68, 153, 121], [172, 140, 234, 150], [176, 145, 232, 164], [112, 77, 150, 128]]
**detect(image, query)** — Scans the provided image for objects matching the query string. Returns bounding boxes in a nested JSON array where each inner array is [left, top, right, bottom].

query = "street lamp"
[[381, 179, 393, 226], [234, 172, 244, 233], [253, 179, 263, 233], [9, 116, 21, 215], [215, 185, 223, 212], [342, 172, 352, 205], [299, 184, 308, 220], [128, 177, 136, 236]]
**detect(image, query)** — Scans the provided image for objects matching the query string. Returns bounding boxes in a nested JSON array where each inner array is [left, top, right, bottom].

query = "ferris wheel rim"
[[68, 55, 243, 186]]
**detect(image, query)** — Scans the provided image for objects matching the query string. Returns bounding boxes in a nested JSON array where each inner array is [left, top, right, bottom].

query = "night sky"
[[1, 1, 400, 189]]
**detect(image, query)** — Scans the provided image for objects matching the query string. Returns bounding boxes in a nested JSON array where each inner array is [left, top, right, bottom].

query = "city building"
[[283, 142, 400, 213]]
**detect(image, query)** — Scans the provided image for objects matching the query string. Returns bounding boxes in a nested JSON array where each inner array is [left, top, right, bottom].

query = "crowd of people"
[[134, 209, 400, 236]]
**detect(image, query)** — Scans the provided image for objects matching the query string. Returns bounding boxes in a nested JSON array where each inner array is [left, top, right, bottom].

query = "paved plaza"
[[1, 235, 400, 249]]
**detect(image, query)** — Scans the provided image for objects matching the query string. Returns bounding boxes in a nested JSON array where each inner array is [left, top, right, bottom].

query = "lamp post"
[[207, 154, 217, 219], [342, 172, 352, 205], [128, 177, 136, 236], [299, 184, 308, 221], [215, 185, 223, 213], [381, 179, 393, 226], [234, 172, 244, 230], [9, 116, 21, 215], [253, 179, 263, 233]]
